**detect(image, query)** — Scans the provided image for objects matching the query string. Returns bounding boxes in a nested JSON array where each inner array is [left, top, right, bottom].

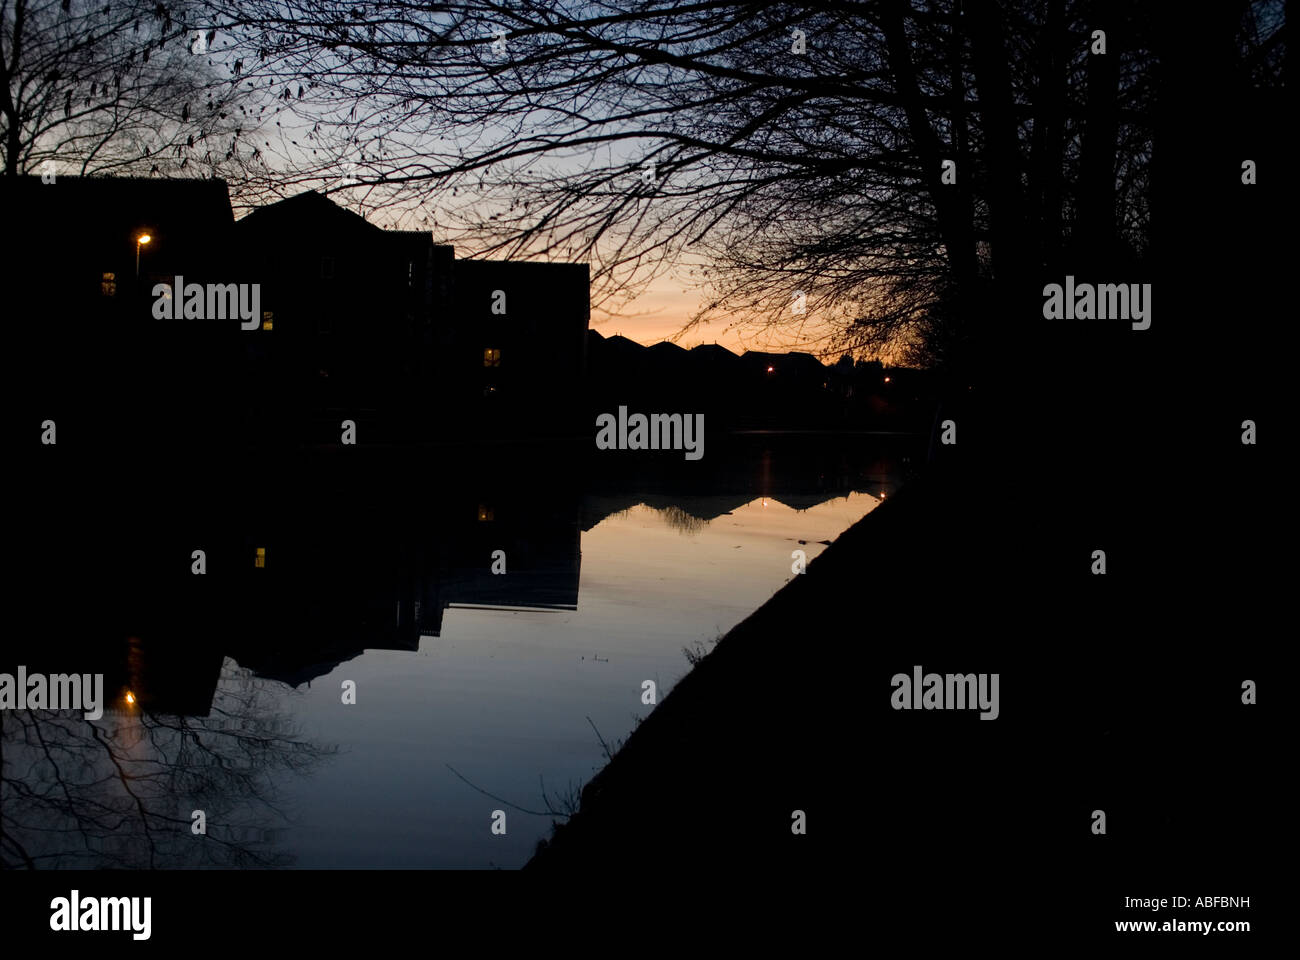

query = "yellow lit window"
[[255, 547, 266, 568], [101, 272, 116, 297], [483, 347, 501, 367]]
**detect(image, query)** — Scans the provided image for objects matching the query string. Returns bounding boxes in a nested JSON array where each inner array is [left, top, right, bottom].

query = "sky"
[[591, 276, 725, 351]]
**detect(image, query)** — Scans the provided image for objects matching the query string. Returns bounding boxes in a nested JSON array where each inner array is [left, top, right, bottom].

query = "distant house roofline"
[[235, 189, 385, 233]]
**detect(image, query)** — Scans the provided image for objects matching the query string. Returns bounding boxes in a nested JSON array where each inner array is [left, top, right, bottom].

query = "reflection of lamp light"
[[135, 233, 151, 278]]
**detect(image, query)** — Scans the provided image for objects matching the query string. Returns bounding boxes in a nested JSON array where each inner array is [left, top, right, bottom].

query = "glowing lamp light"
[[135, 233, 152, 277], [125, 692, 136, 704], [883, 376, 891, 383], [767, 365, 774, 373]]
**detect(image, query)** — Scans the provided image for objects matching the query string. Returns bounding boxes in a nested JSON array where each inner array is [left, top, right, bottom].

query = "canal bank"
[[524, 464, 982, 875], [523, 420, 1275, 942]]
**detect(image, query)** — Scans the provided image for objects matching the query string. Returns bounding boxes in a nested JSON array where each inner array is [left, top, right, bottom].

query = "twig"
[[586, 715, 616, 762], [444, 763, 555, 817]]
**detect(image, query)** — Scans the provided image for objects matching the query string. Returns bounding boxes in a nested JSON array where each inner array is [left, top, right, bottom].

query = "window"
[[101, 272, 116, 297], [320, 256, 335, 279], [483, 347, 501, 367]]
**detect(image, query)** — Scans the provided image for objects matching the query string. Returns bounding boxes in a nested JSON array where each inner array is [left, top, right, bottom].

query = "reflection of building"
[[119, 637, 227, 718], [21, 487, 586, 706], [221, 489, 585, 689], [17, 427, 908, 714]]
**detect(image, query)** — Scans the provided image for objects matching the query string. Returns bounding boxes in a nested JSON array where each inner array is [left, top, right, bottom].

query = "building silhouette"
[[8, 175, 591, 452], [233, 190, 590, 443], [8, 175, 238, 456]]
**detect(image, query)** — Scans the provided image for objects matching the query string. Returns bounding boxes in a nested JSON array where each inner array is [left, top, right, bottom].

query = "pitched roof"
[[689, 343, 741, 366], [234, 190, 381, 235], [646, 341, 689, 357]]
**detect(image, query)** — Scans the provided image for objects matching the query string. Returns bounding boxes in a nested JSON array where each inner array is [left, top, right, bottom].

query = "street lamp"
[[135, 233, 151, 278]]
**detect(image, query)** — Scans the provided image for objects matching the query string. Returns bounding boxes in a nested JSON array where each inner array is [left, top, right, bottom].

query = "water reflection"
[[7, 434, 917, 867], [1, 656, 334, 869]]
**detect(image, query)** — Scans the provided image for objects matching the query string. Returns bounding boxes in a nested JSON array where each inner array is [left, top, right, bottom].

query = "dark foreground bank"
[[524, 437, 1279, 934], [525, 469, 969, 874]]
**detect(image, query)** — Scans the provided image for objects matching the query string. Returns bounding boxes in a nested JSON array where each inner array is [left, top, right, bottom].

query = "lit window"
[[101, 272, 116, 297], [255, 547, 266, 568], [483, 347, 501, 367], [477, 505, 494, 522]]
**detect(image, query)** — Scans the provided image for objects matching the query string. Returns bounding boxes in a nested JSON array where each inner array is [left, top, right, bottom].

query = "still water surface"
[[4, 440, 909, 868], [275, 491, 883, 867]]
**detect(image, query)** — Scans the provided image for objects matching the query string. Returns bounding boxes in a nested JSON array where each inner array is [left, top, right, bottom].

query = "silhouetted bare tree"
[[1, 0, 262, 177], [200, 1, 1286, 366]]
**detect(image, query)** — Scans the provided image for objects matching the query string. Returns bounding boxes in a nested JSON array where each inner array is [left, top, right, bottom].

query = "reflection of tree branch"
[[445, 764, 576, 820], [538, 775, 583, 821], [586, 716, 619, 763], [30, 711, 99, 858], [650, 505, 711, 535], [89, 722, 159, 869], [0, 710, 36, 870], [445, 713, 617, 834], [1, 658, 338, 869], [1, 832, 36, 869]]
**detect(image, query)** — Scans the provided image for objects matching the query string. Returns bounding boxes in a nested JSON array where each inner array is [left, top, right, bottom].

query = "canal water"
[[3, 436, 914, 868]]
